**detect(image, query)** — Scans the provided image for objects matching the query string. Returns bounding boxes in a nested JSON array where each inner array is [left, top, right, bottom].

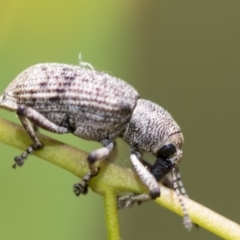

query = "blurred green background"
[[0, 1, 240, 239]]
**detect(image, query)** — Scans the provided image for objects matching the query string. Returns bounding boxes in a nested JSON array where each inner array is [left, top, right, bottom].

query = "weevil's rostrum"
[[0, 63, 191, 229]]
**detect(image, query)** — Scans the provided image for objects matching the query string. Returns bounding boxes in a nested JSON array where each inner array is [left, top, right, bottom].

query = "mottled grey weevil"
[[0, 63, 192, 229]]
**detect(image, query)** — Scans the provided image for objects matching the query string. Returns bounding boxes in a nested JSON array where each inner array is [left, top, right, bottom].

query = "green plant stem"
[[0, 117, 240, 239], [155, 187, 240, 239], [103, 191, 120, 240]]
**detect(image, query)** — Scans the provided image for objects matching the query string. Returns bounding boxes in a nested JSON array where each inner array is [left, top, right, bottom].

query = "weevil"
[[0, 63, 192, 229]]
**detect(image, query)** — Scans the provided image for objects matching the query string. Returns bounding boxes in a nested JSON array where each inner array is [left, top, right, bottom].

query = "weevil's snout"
[[150, 132, 183, 181], [150, 133, 183, 182]]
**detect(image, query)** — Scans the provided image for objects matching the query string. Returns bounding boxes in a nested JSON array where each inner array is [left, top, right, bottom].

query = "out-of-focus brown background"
[[0, 1, 239, 239]]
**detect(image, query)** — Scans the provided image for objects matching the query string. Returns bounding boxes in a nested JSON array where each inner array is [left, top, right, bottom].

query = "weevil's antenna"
[[175, 167, 189, 197], [172, 167, 193, 231]]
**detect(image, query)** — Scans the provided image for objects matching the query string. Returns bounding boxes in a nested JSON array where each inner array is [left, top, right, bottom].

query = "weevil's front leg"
[[73, 139, 115, 196], [130, 150, 160, 199], [14, 105, 69, 168], [118, 153, 175, 208], [117, 152, 159, 209]]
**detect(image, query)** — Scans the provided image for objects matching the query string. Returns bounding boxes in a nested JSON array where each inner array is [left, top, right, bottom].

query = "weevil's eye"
[[157, 143, 176, 159]]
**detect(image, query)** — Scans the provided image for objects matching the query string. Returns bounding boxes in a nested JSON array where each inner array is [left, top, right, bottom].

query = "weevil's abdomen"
[[0, 63, 140, 140]]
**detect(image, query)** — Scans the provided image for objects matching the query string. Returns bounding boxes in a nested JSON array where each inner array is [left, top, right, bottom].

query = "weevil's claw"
[[117, 194, 135, 208], [73, 172, 91, 196], [73, 182, 88, 195], [12, 162, 18, 169], [118, 193, 151, 209], [73, 168, 100, 196], [12, 145, 37, 169], [13, 155, 26, 168]]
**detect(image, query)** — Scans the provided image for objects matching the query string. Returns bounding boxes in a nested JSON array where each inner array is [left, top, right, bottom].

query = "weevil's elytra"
[[0, 62, 192, 229]]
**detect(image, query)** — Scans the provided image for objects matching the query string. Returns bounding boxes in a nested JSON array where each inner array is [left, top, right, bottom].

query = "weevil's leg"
[[73, 139, 115, 196], [17, 105, 69, 134], [14, 115, 43, 168], [140, 158, 152, 170], [172, 168, 192, 231], [118, 176, 173, 209], [118, 156, 172, 208], [106, 141, 118, 162], [118, 193, 151, 209], [33, 124, 39, 132], [14, 105, 69, 168], [87, 139, 115, 173], [130, 150, 160, 199]]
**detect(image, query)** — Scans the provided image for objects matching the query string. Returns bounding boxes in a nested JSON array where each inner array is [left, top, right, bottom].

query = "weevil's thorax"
[[123, 99, 184, 159]]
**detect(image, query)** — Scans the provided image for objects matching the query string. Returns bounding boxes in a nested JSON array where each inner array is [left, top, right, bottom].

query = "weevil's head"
[[155, 131, 184, 165], [123, 99, 184, 167], [150, 131, 184, 181]]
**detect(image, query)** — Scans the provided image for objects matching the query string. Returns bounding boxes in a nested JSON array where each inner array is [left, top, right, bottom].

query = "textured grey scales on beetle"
[[0, 63, 193, 230]]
